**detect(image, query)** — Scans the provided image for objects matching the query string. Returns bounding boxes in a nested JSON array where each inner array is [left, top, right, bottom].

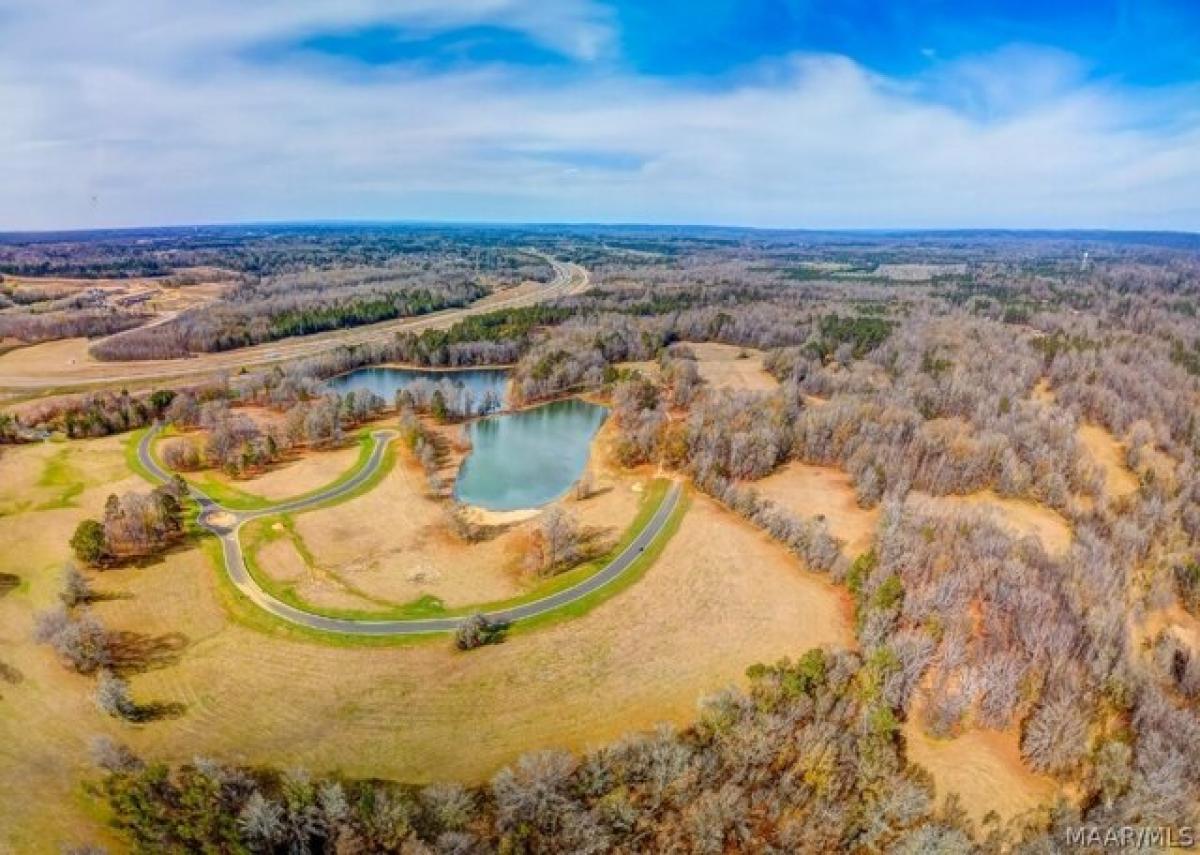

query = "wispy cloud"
[[0, 0, 1197, 230]]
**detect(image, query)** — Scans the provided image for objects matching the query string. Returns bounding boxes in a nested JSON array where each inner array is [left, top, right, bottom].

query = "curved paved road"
[[0, 254, 589, 392], [138, 425, 682, 635]]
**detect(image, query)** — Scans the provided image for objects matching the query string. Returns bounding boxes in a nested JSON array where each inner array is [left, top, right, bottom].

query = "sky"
[[2, 0, 1199, 232]]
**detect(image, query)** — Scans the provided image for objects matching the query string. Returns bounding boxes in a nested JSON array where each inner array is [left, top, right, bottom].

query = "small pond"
[[454, 399, 609, 511], [326, 367, 510, 409]]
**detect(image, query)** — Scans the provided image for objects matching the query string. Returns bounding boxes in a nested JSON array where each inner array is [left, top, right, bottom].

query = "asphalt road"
[[138, 425, 682, 635]]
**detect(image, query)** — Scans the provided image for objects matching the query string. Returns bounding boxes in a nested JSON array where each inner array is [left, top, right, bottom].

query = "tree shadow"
[[575, 485, 615, 502], [481, 619, 510, 647], [0, 573, 19, 597], [0, 661, 22, 685], [107, 630, 188, 674], [134, 700, 188, 722], [88, 587, 136, 604], [580, 524, 618, 558]]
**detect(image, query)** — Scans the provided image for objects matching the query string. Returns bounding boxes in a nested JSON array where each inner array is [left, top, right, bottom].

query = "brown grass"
[[906, 490, 1073, 556], [1, 457, 853, 852], [617, 342, 778, 394], [903, 715, 1058, 824], [1077, 423, 1139, 499], [753, 462, 879, 555], [125, 494, 852, 783], [686, 342, 778, 392], [0, 436, 158, 852]]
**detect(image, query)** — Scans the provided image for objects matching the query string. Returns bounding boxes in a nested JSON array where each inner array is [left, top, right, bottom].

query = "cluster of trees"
[[389, 305, 571, 368], [455, 613, 503, 651], [70, 481, 186, 565], [769, 317, 1105, 510], [164, 392, 385, 477], [396, 379, 502, 423], [35, 568, 145, 722], [523, 508, 585, 576], [91, 277, 487, 360], [398, 406, 445, 493], [610, 373, 798, 482], [0, 308, 147, 344], [92, 649, 1003, 853], [4, 388, 177, 442], [34, 602, 110, 675]]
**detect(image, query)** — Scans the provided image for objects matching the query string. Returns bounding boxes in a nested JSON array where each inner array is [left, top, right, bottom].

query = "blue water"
[[454, 399, 609, 511], [326, 366, 510, 406]]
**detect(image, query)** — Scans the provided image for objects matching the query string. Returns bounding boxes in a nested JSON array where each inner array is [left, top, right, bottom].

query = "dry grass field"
[[0, 435, 155, 852], [906, 490, 1074, 556], [1077, 423, 1139, 499], [753, 461, 879, 555], [903, 715, 1058, 824], [617, 341, 778, 393], [0, 446, 852, 852], [0, 422, 854, 852], [0, 435, 136, 516], [687, 342, 779, 391]]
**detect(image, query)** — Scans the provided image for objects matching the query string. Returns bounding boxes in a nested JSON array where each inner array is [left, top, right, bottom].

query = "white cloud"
[[0, 1, 1197, 230]]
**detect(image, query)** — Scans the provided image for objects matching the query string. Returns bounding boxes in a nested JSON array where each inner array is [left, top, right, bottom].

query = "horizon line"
[[1, 218, 1198, 240]]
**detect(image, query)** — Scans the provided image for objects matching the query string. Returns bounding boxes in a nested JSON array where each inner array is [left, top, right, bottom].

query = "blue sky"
[[1, 0, 1199, 230]]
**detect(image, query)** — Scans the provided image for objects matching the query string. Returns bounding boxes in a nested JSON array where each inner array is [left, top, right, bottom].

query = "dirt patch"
[[1031, 378, 1056, 404], [904, 716, 1058, 824], [753, 462, 879, 556], [1077, 423, 1138, 499], [687, 342, 779, 392], [461, 506, 541, 526], [1136, 604, 1200, 652], [906, 491, 1073, 556]]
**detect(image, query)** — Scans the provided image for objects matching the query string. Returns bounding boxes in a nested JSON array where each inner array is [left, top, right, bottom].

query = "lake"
[[454, 399, 609, 511], [326, 366, 510, 408]]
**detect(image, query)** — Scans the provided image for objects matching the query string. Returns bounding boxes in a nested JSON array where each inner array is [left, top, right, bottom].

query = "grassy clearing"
[[239, 479, 673, 624], [1, 431, 848, 850], [123, 490, 852, 789], [509, 487, 688, 637], [1077, 423, 1139, 499], [34, 448, 87, 509], [907, 490, 1074, 556], [754, 461, 879, 555], [903, 715, 1058, 824]]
